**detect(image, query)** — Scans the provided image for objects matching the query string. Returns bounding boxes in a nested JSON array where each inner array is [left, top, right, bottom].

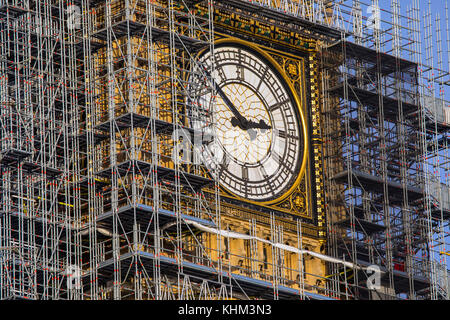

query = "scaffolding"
[[0, 0, 449, 300], [0, 0, 82, 299], [0, 0, 334, 300], [321, 0, 450, 300]]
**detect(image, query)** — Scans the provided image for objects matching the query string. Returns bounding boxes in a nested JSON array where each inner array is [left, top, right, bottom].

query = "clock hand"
[[215, 83, 272, 131], [246, 120, 272, 142], [214, 84, 249, 130], [245, 119, 272, 130], [203, 68, 272, 131], [202, 68, 248, 130]]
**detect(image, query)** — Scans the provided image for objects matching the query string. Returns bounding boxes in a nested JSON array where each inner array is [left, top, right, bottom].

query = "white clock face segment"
[[195, 45, 303, 202]]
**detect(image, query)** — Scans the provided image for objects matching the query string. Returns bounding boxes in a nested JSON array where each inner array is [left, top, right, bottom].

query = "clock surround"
[[194, 39, 309, 206]]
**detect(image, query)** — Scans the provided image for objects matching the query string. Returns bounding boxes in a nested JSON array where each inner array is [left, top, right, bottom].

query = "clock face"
[[193, 44, 304, 202]]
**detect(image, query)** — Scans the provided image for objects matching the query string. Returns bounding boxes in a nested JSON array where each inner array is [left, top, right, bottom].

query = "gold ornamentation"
[[206, 35, 324, 235]]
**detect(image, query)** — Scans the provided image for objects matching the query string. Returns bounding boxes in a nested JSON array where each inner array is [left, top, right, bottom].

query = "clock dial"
[[194, 44, 304, 202]]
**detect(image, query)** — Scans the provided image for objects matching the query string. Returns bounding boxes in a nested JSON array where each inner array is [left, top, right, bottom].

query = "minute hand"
[[205, 71, 248, 130], [204, 69, 271, 130], [214, 84, 250, 129], [216, 84, 272, 130]]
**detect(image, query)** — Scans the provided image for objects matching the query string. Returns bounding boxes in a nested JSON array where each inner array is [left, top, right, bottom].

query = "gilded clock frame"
[[199, 36, 317, 221]]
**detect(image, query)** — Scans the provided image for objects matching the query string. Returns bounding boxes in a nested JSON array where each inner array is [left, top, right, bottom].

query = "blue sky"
[[341, 0, 450, 276], [369, 0, 450, 100]]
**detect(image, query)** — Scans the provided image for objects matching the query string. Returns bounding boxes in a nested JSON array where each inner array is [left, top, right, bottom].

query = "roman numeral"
[[278, 130, 299, 140], [268, 99, 290, 112]]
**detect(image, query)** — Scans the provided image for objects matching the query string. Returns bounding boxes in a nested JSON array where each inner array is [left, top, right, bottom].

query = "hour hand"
[[204, 68, 271, 131], [214, 83, 272, 132], [231, 117, 271, 130], [245, 119, 272, 130], [215, 84, 249, 130]]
